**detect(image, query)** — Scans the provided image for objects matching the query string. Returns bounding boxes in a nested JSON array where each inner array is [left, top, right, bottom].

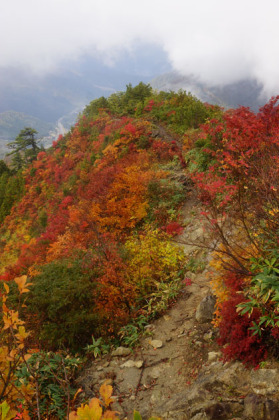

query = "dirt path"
[[77, 192, 221, 419]]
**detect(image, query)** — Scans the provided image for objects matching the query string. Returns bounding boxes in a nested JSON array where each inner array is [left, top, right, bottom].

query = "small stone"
[[120, 360, 135, 368], [120, 360, 143, 369], [190, 227, 204, 241], [189, 330, 199, 337], [196, 295, 216, 323], [130, 395, 136, 401], [166, 337, 172, 342], [111, 346, 132, 357], [150, 390, 162, 404], [208, 351, 220, 362], [150, 339, 163, 349], [149, 367, 161, 379], [135, 360, 144, 368], [203, 331, 213, 342]]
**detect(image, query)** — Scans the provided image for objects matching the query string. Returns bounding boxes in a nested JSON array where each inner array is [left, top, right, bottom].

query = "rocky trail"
[[77, 192, 279, 420]]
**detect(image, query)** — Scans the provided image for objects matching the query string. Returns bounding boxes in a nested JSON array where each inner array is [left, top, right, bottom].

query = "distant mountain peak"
[[150, 71, 266, 110]]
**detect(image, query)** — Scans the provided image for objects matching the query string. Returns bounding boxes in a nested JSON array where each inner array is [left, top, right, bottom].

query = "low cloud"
[[1, 0, 279, 94]]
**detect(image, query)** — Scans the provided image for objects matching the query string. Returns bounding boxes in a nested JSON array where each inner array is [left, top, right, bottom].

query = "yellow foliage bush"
[[125, 227, 185, 296]]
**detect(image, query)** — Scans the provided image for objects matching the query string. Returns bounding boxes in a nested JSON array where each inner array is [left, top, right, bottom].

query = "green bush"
[[27, 258, 100, 350], [16, 351, 82, 419]]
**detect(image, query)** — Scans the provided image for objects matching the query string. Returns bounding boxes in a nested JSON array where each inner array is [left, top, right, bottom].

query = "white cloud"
[[1, 0, 279, 92]]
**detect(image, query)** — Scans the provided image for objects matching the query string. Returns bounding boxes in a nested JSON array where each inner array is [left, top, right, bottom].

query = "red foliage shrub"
[[218, 294, 267, 366], [144, 99, 155, 112], [164, 221, 184, 236], [151, 140, 175, 160], [223, 272, 246, 292]]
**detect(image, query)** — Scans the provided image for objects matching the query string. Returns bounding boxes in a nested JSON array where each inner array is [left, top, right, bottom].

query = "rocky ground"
[[77, 192, 279, 420]]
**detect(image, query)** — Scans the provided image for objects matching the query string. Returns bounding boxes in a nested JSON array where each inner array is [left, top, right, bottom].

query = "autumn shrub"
[[0, 277, 34, 413], [164, 221, 184, 236], [105, 83, 153, 116], [237, 254, 279, 342], [213, 267, 263, 366], [218, 294, 267, 366], [190, 97, 279, 361], [147, 176, 185, 224], [145, 90, 219, 134], [16, 351, 82, 419], [185, 136, 215, 173], [0, 276, 86, 419], [124, 227, 185, 299], [24, 258, 100, 350]]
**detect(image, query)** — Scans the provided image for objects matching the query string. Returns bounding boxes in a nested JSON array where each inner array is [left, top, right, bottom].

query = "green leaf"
[[133, 411, 142, 420], [249, 321, 262, 337], [259, 317, 268, 326], [240, 306, 253, 316], [0, 401, 17, 420]]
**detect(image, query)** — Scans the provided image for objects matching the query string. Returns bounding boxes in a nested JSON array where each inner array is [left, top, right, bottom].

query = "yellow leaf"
[[6, 349, 18, 362], [24, 353, 33, 362], [76, 398, 103, 420], [0, 401, 17, 420], [2, 302, 8, 314], [14, 275, 33, 294], [3, 314, 12, 330], [15, 326, 30, 342], [99, 382, 113, 407], [3, 283, 9, 294], [3, 310, 24, 330]]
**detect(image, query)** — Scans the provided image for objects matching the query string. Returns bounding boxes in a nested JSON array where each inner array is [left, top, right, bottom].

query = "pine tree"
[[7, 127, 41, 169]]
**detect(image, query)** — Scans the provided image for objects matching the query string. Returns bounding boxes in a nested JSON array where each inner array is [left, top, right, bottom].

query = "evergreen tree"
[[7, 127, 41, 169]]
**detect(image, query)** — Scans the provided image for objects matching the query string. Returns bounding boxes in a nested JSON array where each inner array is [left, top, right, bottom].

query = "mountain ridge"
[[150, 71, 266, 110]]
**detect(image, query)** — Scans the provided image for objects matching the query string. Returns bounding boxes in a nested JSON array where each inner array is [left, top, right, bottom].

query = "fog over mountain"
[[1, 0, 279, 156], [1, 0, 279, 95], [150, 72, 266, 111], [0, 45, 171, 154]]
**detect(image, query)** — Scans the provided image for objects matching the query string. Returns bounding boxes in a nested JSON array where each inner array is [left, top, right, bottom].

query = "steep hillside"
[[0, 86, 219, 351], [2, 85, 279, 418]]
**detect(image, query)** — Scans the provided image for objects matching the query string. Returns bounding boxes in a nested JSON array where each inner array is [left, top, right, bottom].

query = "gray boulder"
[[195, 295, 216, 323]]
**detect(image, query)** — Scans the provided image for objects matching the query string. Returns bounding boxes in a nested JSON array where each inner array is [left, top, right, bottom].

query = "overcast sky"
[[1, 0, 279, 94]]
